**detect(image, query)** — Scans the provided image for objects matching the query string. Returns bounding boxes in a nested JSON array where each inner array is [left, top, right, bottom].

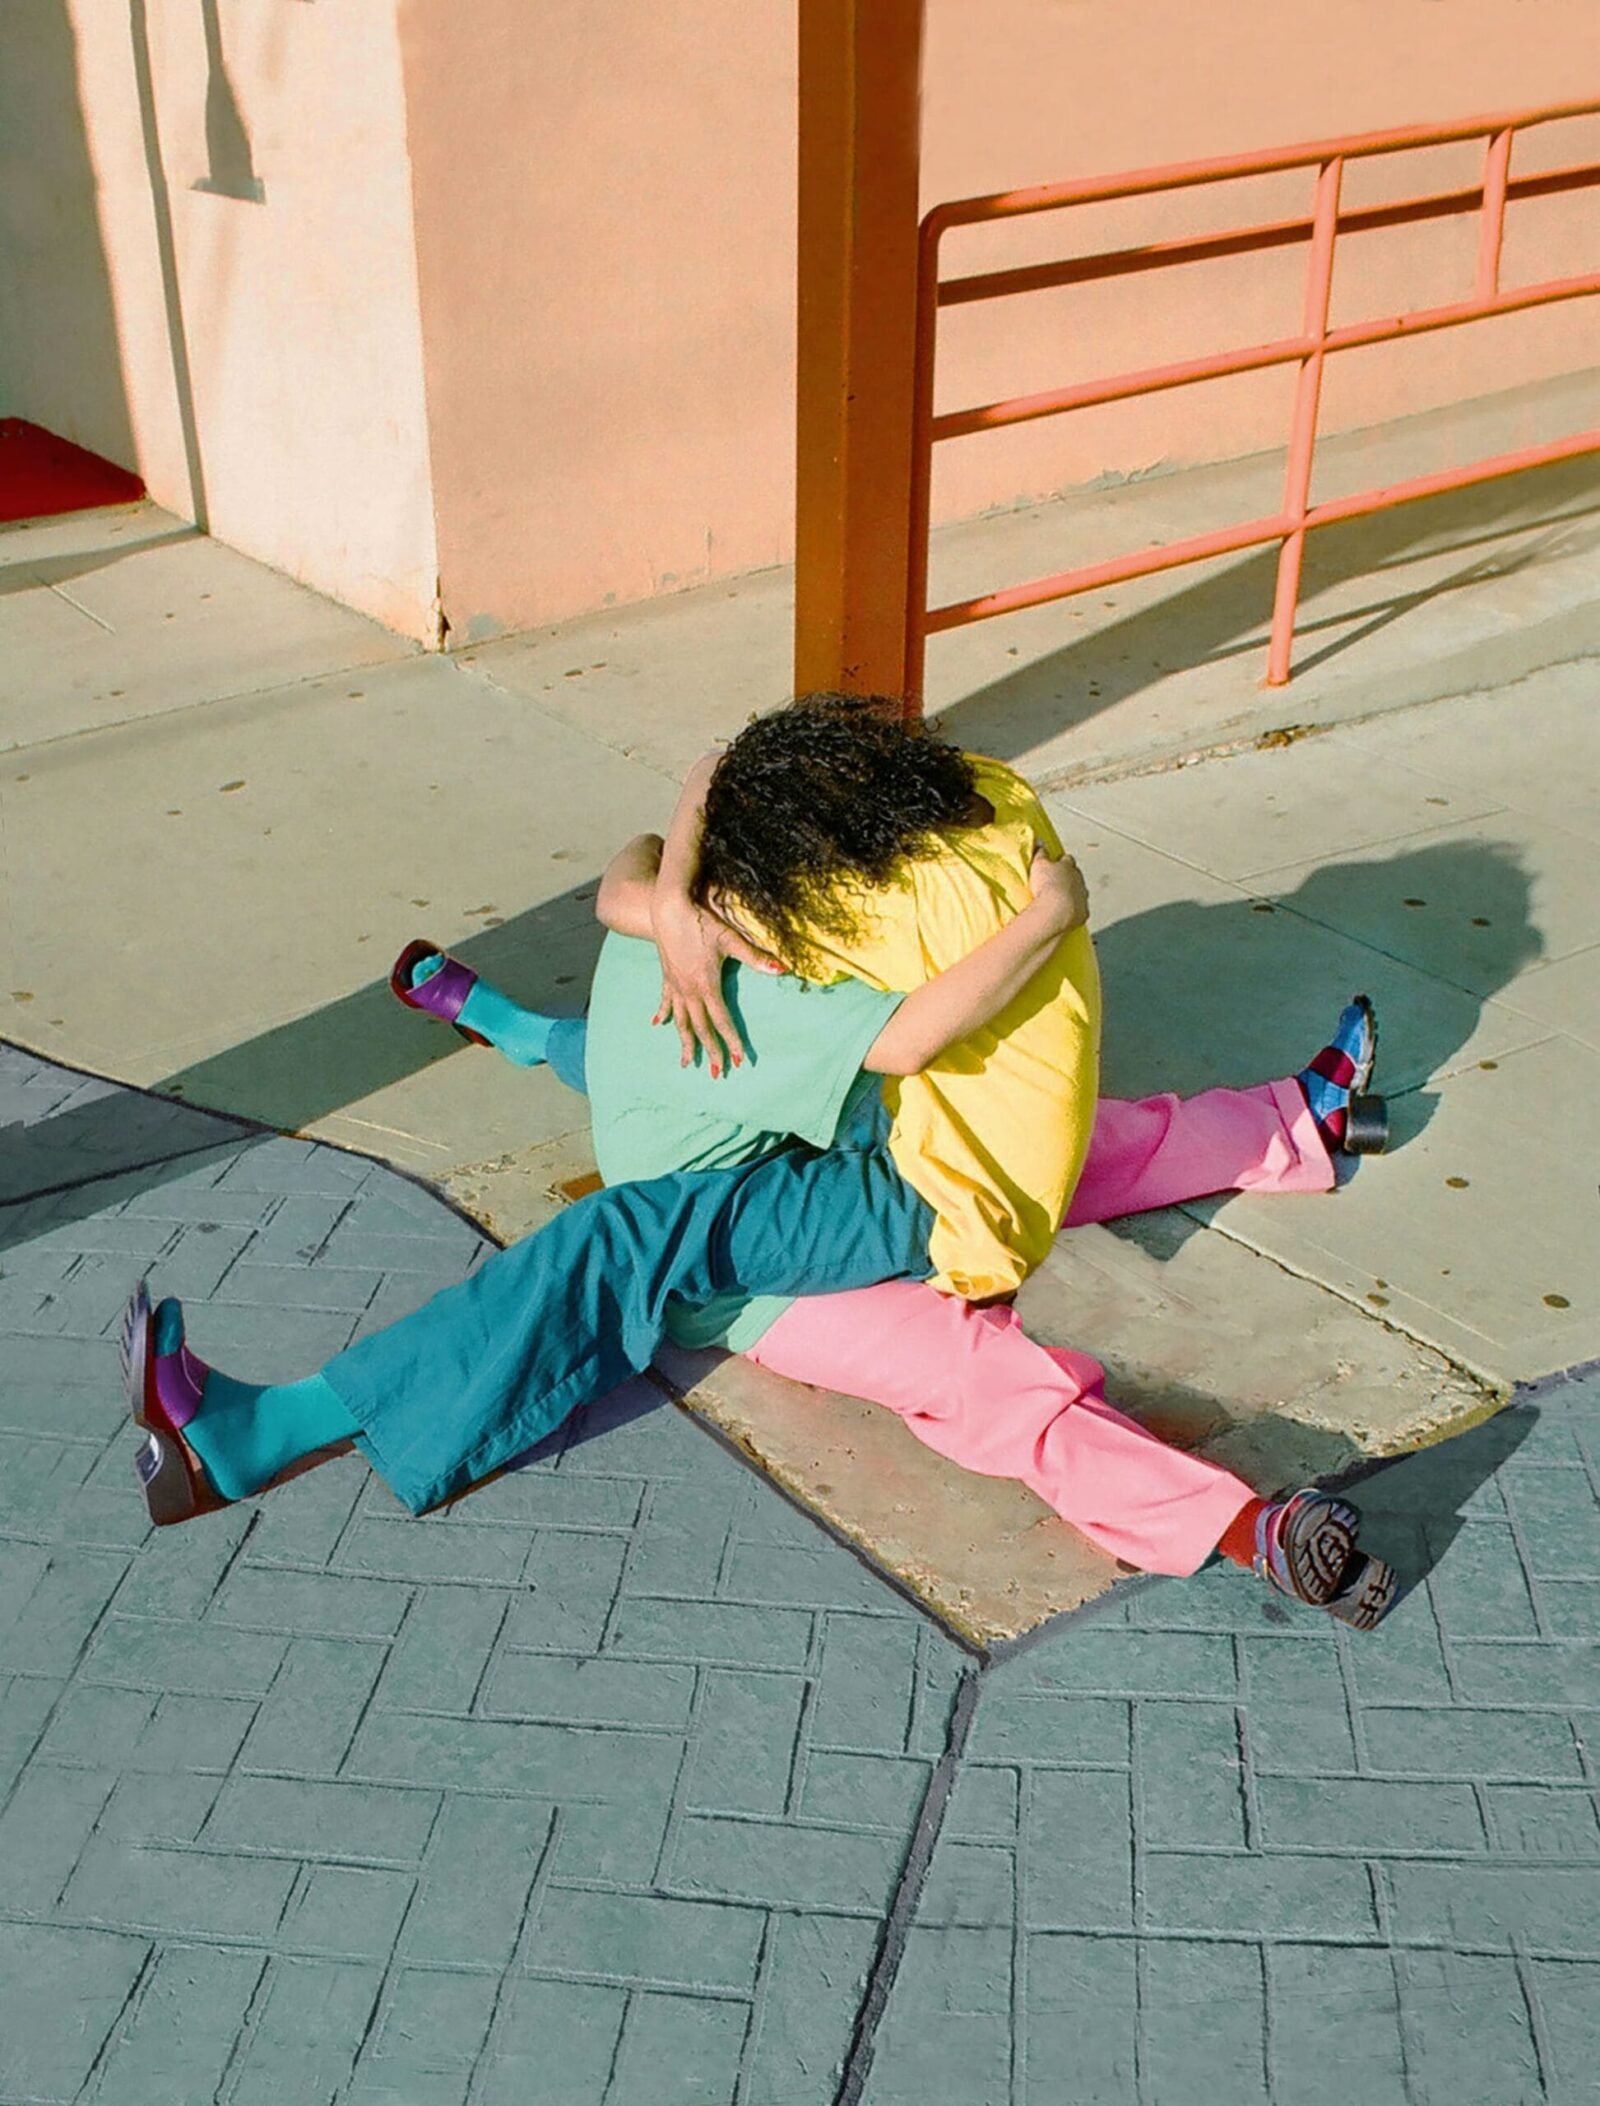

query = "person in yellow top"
[[652, 693, 1099, 1301]]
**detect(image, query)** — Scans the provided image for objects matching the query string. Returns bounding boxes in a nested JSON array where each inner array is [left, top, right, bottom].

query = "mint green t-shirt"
[[584, 933, 902, 1351]]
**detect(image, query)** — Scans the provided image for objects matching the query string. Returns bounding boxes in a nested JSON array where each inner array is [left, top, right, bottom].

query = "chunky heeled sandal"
[[1323, 1549, 1401, 1631], [1254, 1488, 1362, 1606], [1338, 994, 1388, 1155], [121, 1282, 228, 1527], [389, 939, 488, 1046]]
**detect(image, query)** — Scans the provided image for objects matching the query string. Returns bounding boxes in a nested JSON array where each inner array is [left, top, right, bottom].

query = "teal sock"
[[153, 1300, 358, 1502], [414, 953, 555, 1069]]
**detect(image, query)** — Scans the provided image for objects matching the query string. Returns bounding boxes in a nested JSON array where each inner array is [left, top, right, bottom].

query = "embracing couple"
[[124, 693, 1396, 1627]]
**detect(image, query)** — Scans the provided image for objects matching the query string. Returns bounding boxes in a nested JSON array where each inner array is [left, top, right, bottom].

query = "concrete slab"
[[665, 1203, 1487, 1647], [0, 503, 414, 751], [1336, 655, 1600, 845], [0, 652, 666, 1157], [1204, 1035, 1600, 1384], [1054, 733, 1510, 885], [462, 566, 793, 787], [1500, 943, 1600, 1053]]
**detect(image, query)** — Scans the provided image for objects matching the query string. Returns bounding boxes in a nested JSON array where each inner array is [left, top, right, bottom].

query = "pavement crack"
[[834, 1665, 983, 2106]]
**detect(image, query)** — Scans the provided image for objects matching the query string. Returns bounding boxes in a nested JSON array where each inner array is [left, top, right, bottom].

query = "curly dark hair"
[[694, 693, 982, 970]]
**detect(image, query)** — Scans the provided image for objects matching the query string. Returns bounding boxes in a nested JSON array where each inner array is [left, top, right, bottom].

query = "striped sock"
[[1295, 995, 1376, 1151]]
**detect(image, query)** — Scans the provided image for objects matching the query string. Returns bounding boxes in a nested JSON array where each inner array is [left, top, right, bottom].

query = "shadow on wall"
[[128, 0, 208, 529], [0, 3, 135, 470], [933, 451, 1600, 764], [191, 0, 264, 203]]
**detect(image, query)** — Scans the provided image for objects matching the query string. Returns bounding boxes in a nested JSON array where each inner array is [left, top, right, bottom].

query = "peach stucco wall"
[[396, 0, 800, 644], [402, 0, 1597, 641], [0, 0, 439, 641], [3, 2, 1594, 644]]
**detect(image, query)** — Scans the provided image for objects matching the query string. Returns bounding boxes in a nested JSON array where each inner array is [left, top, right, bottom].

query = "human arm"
[[861, 848, 1089, 1076], [650, 752, 784, 1075], [595, 834, 665, 940]]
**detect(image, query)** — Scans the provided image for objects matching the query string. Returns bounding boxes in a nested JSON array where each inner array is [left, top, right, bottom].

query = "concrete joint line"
[[834, 1667, 983, 2106], [0, 652, 420, 762], [462, 658, 687, 790], [1175, 1203, 1510, 1400]]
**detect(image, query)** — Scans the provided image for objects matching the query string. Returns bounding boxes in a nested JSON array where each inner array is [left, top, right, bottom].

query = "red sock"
[[1218, 1497, 1271, 1568]]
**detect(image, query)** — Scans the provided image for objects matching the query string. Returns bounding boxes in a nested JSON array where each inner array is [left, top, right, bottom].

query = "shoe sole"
[[1324, 1551, 1400, 1632], [1276, 1491, 1361, 1603]]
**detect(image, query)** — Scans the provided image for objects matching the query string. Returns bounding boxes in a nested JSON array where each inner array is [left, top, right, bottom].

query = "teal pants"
[[321, 1020, 934, 1510]]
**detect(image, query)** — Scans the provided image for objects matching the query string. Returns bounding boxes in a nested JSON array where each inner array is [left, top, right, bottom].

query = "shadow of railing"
[[932, 452, 1600, 764]]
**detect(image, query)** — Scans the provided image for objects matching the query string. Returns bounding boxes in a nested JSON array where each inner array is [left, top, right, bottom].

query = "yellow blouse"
[[790, 755, 1101, 1300]]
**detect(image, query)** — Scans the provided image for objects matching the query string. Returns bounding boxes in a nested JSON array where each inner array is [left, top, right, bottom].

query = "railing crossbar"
[[905, 96, 1600, 697]]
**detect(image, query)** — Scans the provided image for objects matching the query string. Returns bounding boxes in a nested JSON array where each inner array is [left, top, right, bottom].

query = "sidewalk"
[[3, 403, 1600, 2103], [3, 1049, 1598, 2105], [3, 413, 1597, 1634]]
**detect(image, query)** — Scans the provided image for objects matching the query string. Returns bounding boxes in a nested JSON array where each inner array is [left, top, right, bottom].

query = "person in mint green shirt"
[[125, 830, 1086, 1519], [583, 922, 903, 1354], [121, 706, 1396, 1628]]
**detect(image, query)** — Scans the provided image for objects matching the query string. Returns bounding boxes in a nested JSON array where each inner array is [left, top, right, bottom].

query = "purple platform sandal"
[[389, 938, 489, 1046], [120, 1281, 228, 1527]]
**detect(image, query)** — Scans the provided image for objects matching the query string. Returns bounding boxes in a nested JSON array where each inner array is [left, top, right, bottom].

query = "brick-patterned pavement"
[[3, 1045, 1598, 2105]]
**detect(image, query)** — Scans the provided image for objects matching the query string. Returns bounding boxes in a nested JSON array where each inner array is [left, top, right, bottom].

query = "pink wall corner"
[[2, 0, 441, 643]]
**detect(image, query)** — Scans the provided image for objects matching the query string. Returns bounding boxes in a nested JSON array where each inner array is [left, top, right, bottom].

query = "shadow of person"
[[1336, 1402, 1539, 1588], [1081, 837, 1538, 1273], [0, 879, 606, 1256], [1093, 835, 1540, 1117]]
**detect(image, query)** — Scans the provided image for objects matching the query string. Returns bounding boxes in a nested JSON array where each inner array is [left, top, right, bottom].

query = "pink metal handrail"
[[904, 98, 1600, 700]]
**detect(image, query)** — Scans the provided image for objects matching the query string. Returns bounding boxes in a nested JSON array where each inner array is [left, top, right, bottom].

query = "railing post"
[[1266, 154, 1344, 687], [1476, 127, 1514, 299], [794, 0, 926, 705], [902, 212, 943, 714]]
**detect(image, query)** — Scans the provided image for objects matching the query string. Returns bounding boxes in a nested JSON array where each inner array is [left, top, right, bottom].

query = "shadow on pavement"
[[1094, 838, 1539, 1118], [1341, 1403, 1539, 1585], [157, 883, 604, 1130], [0, 882, 603, 1253], [933, 454, 1600, 764]]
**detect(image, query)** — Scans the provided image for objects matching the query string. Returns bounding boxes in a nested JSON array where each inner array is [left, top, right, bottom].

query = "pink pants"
[[745, 1079, 1332, 1575]]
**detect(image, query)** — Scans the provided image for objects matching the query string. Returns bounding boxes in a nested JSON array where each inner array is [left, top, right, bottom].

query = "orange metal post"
[[794, 0, 926, 703], [1266, 156, 1344, 687], [1476, 128, 1513, 298]]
